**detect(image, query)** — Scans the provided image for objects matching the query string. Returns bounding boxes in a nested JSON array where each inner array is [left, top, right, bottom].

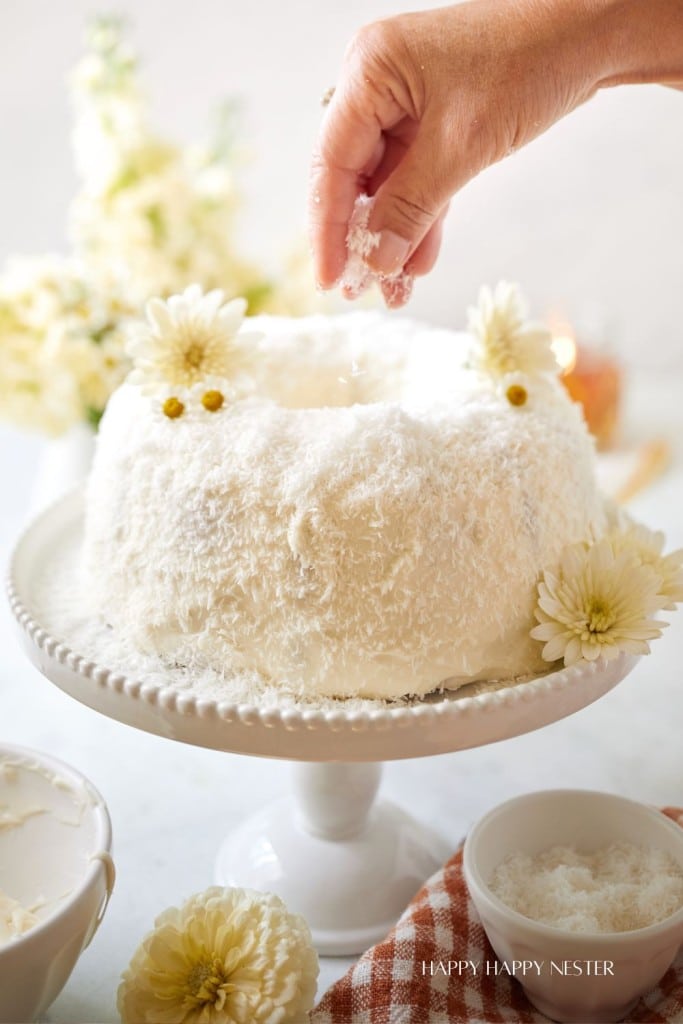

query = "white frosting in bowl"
[[0, 745, 113, 1023], [0, 750, 109, 948], [0, 890, 38, 945]]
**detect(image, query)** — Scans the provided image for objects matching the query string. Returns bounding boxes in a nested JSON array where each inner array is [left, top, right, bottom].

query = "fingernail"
[[367, 230, 411, 275], [382, 272, 414, 309], [315, 276, 340, 292]]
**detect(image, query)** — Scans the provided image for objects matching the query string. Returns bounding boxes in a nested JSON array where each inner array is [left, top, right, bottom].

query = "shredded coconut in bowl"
[[489, 842, 683, 933]]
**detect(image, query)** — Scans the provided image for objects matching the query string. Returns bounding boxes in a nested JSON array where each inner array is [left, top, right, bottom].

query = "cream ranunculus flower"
[[117, 887, 319, 1024], [127, 284, 261, 396], [530, 537, 668, 666], [468, 281, 558, 380]]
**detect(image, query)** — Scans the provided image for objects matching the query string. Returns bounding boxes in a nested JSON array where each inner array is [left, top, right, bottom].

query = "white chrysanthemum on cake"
[[607, 514, 683, 610], [468, 280, 559, 382], [530, 520, 683, 668], [117, 886, 318, 1024], [531, 537, 670, 666], [127, 284, 262, 417]]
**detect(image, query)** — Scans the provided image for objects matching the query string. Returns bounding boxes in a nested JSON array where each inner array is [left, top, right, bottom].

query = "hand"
[[308, 0, 682, 306]]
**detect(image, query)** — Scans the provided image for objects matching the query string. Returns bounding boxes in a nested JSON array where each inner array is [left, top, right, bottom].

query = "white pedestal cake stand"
[[7, 492, 638, 955]]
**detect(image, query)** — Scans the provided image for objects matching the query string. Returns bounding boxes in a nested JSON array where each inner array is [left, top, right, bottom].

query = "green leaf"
[[144, 204, 166, 244], [85, 405, 104, 431], [243, 281, 274, 314]]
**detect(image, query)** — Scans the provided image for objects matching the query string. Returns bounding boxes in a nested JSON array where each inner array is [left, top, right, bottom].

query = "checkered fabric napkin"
[[310, 808, 683, 1024]]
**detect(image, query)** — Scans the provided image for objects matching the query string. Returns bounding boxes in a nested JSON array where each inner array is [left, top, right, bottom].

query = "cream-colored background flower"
[[0, 17, 328, 438], [531, 537, 667, 666], [68, 17, 318, 316], [117, 886, 318, 1024], [128, 284, 261, 396], [468, 281, 558, 380], [0, 255, 132, 434], [68, 17, 271, 309]]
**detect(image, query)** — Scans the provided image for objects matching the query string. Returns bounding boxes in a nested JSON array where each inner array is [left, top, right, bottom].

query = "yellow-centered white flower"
[[117, 886, 318, 1024], [468, 281, 558, 379], [531, 537, 667, 666], [607, 516, 683, 611], [127, 284, 260, 395]]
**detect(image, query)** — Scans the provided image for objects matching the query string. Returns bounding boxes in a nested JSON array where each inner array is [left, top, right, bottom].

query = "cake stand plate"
[[7, 492, 639, 954]]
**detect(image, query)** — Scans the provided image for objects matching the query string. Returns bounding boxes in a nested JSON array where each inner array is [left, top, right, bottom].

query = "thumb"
[[366, 122, 461, 276]]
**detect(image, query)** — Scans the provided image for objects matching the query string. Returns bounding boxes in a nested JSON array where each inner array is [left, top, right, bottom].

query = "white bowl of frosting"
[[0, 744, 114, 1023], [463, 789, 683, 1023]]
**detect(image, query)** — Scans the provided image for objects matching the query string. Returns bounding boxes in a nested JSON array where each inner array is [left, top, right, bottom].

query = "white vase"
[[28, 423, 95, 518]]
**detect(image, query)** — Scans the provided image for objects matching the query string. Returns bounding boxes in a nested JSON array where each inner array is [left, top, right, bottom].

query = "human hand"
[[308, 0, 658, 306]]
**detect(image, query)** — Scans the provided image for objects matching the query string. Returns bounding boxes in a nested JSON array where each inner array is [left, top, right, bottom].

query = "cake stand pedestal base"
[[214, 762, 448, 955]]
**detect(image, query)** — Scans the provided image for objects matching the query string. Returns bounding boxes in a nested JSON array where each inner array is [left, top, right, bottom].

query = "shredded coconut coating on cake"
[[82, 311, 604, 700]]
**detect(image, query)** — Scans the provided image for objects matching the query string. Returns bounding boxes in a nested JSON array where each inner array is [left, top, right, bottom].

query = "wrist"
[[590, 0, 683, 87]]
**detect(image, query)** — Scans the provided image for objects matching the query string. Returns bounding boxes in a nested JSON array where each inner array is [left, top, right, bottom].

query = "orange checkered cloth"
[[311, 808, 683, 1024]]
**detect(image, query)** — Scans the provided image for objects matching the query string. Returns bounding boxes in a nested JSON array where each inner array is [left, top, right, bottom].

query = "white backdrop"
[[2, 0, 683, 371]]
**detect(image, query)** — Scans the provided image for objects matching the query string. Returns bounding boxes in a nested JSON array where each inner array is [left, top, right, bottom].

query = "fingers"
[[308, 151, 363, 290], [375, 214, 446, 310], [308, 78, 401, 289], [405, 211, 446, 277], [308, 15, 461, 298], [310, 106, 456, 302], [380, 272, 414, 309], [364, 119, 458, 277]]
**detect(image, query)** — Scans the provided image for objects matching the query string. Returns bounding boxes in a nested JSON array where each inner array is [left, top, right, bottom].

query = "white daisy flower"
[[531, 537, 667, 666], [127, 284, 261, 395], [468, 281, 558, 380], [150, 387, 192, 423], [190, 373, 241, 415], [151, 375, 243, 423], [496, 371, 536, 409]]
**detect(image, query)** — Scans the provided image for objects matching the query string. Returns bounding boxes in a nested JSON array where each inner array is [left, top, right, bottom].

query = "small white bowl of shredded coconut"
[[463, 790, 683, 1023], [0, 744, 114, 1023]]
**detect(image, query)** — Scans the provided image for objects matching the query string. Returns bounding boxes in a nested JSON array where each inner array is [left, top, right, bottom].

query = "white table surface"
[[1, 376, 682, 1023]]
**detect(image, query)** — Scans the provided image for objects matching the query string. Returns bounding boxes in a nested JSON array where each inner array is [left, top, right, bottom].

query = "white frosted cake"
[[80, 282, 612, 700]]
